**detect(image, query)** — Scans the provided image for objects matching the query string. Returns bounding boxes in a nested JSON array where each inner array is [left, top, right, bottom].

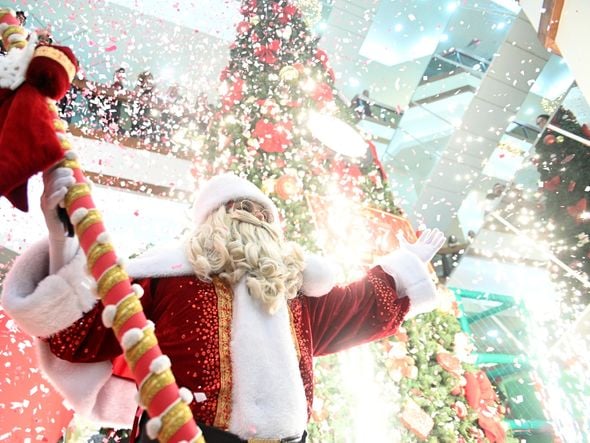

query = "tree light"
[[307, 110, 368, 157]]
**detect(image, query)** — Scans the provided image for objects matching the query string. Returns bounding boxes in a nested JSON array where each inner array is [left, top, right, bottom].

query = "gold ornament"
[[279, 65, 299, 82]]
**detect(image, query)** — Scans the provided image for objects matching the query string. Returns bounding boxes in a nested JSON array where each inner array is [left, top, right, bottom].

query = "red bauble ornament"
[[275, 174, 299, 200], [543, 134, 556, 145], [582, 123, 590, 139]]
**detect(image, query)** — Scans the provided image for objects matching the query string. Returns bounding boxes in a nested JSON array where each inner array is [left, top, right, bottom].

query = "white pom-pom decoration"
[[97, 232, 111, 244], [117, 256, 128, 268], [70, 208, 88, 225], [132, 283, 145, 298], [146, 417, 162, 439], [101, 305, 117, 328], [64, 150, 77, 160], [179, 387, 193, 404], [149, 355, 172, 374], [122, 328, 143, 350], [194, 392, 207, 403]]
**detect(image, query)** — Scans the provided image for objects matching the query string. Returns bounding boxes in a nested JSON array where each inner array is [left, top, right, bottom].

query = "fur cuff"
[[36, 339, 137, 428], [301, 254, 338, 297], [377, 249, 438, 319], [1, 239, 97, 337]]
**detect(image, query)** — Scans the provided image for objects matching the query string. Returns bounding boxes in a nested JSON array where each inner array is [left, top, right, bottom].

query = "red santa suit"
[[1, 174, 439, 441]]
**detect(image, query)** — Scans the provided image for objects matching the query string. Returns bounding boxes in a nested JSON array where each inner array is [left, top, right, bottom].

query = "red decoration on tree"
[[314, 48, 329, 68], [582, 123, 590, 139], [236, 21, 251, 35], [273, 2, 298, 24], [561, 153, 575, 164], [568, 180, 576, 192], [543, 134, 556, 145], [312, 82, 333, 106], [240, 0, 257, 16], [400, 399, 435, 441], [253, 119, 293, 153], [436, 352, 462, 375], [221, 77, 244, 108], [464, 371, 506, 443], [254, 39, 281, 64], [567, 198, 588, 223], [543, 175, 561, 192]]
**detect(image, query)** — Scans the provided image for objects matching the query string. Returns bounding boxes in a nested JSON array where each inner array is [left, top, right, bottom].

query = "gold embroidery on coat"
[[213, 277, 233, 429]]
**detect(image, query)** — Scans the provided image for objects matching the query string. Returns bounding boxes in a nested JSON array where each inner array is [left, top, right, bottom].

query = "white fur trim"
[[125, 241, 194, 279], [150, 355, 172, 374], [0, 33, 36, 90], [301, 254, 338, 297], [101, 304, 117, 328], [97, 232, 110, 244], [117, 256, 128, 268], [146, 417, 162, 439], [36, 339, 136, 428], [70, 208, 89, 225], [377, 249, 439, 319], [65, 150, 78, 160], [132, 283, 144, 298], [228, 278, 307, 438], [179, 387, 193, 403], [192, 173, 279, 228], [1, 240, 97, 337], [121, 328, 143, 350]]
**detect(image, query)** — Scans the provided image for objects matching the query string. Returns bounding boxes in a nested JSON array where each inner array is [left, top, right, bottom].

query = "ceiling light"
[[394, 23, 403, 32], [447, 2, 459, 12], [307, 111, 368, 157]]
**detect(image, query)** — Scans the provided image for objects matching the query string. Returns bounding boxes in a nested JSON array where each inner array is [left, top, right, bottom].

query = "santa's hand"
[[41, 166, 75, 239], [397, 228, 445, 263], [41, 166, 79, 273]]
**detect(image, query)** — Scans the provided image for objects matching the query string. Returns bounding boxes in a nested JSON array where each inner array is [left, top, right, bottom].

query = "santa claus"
[[1, 169, 444, 442]]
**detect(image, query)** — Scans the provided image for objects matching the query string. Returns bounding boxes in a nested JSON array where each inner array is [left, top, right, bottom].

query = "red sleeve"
[[45, 278, 155, 363], [303, 266, 409, 356]]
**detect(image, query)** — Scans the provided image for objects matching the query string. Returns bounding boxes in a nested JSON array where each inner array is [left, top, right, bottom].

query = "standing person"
[[535, 113, 550, 129], [351, 89, 373, 119], [105, 67, 127, 131], [1, 171, 445, 442], [131, 70, 155, 137]]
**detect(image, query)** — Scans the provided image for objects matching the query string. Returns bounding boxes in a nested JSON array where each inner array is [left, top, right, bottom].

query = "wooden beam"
[[538, 0, 565, 56]]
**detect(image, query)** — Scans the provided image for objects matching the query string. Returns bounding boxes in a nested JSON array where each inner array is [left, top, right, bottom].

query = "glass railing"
[[421, 49, 490, 84], [59, 78, 210, 159]]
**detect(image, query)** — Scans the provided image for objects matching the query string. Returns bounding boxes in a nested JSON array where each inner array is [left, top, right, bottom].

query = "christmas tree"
[[193, 0, 511, 441], [536, 107, 590, 313], [196, 0, 398, 247]]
